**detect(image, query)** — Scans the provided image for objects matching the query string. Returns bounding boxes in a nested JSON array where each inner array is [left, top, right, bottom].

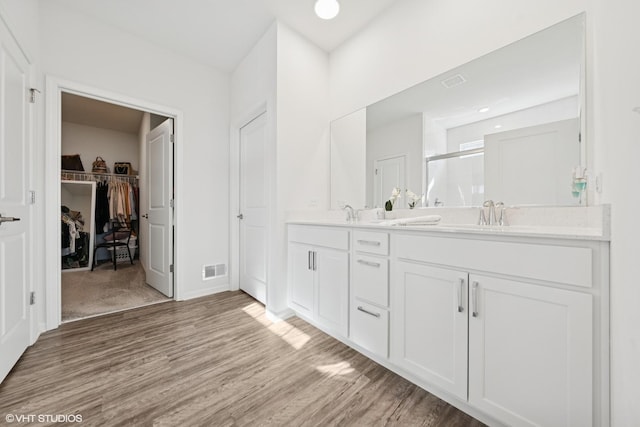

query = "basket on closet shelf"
[[107, 235, 137, 263], [92, 156, 108, 173]]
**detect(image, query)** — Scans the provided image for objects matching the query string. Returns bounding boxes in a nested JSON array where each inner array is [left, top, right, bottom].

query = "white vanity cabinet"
[[288, 225, 350, 337], [350, 230, 390, 358], [391, 262, 469, 400], [287, 223, 608, 427], [394, 232, 601, 427], [468, 274, 593, 427]]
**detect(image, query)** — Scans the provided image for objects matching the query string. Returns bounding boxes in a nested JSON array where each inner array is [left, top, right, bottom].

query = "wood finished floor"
[[0, 291, 485, 427]]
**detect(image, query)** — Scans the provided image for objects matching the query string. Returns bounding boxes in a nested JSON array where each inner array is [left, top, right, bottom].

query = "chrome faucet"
[[342, 204, 356, 223], [479, 200, 495, 226], [495, 201, 507, 226], [478, 200, 507, 226]]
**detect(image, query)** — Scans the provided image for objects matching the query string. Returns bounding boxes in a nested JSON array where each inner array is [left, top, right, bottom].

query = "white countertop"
[[287, 219, 609, 241]]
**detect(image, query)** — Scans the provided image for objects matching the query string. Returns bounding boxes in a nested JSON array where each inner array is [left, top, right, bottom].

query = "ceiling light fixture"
[[315, 0, 340, 20]]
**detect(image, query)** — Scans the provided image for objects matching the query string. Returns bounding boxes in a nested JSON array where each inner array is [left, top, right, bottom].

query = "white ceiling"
[[48, 0, 398, 72], [62, 93, 145, 133]]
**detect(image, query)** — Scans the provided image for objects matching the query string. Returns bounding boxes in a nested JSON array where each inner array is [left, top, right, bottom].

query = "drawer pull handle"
[[357, 259, 381, 268], [472, 281, 479, 318], [357, 240, 381, 246], [357, 306, 381, 318], [457, 278, 465, 313]]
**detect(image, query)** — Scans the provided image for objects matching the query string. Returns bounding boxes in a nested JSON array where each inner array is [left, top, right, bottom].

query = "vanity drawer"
[[354, 230, 389, 255], [352, 254, 389, 307], [288, 225, 349, 251], [395, 234, 592, 288], [350, 300, 389, 358]]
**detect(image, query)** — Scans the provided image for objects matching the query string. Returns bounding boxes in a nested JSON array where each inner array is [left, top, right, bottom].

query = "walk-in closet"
[[60, 93, 172, 322]]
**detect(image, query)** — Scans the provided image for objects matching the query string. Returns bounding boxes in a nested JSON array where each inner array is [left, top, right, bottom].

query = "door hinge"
[[29, 88, 41, 104], [29, 190, 36, 204], [170, 134, 175, 143], [375, 169, 378, 175], [30, 291, 35, 305], [169, 199, 174, 208], [169, 264, 174, 273]]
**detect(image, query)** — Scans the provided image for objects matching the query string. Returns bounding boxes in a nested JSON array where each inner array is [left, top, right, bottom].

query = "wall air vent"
[[441, 74, 467, 89], [203, 263, 227, 280]]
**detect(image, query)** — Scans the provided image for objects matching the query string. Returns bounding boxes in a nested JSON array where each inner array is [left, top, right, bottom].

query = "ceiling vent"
[[203, 263, 227, 280], [441, 74, 467, 89]]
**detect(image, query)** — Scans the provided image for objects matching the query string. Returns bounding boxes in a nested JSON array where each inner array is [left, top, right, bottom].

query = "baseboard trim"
[[266, 307, 295, 323], [179, 283, 230, 301]]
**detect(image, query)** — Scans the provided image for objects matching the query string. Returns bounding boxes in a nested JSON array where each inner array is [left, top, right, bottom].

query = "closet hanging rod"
[[61, 170, 139, 183]]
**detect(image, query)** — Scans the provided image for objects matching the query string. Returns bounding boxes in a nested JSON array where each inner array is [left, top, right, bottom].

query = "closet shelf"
[[62, 170, 139, 183]]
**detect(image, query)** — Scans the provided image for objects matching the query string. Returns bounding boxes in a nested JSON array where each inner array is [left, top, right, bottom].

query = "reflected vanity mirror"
[[330, 13, 585, 209]]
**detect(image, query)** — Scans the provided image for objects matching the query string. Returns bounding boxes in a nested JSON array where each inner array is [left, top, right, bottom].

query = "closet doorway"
[[59, 92, 174, 322]]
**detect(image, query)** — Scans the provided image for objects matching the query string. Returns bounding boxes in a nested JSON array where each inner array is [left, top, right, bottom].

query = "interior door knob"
[[142, 214, 148, 219], [237, 214, 244, 220]]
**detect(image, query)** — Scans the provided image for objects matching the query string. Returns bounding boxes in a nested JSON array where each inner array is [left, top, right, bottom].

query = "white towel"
[[380, 215, 442, 226]]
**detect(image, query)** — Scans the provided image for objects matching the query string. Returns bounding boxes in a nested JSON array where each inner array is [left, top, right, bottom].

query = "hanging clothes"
[[95, 181, 110, 233], [107, 181, 137, 223]]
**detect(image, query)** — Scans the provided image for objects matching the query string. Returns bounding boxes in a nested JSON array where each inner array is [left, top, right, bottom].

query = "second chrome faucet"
[[479, 200, 507, 226]]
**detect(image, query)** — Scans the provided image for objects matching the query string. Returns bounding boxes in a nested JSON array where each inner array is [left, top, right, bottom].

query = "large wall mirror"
[[330, 13, 585, 210]]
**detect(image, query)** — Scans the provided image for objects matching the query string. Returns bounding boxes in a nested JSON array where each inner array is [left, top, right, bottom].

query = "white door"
[[239, 112, 268, 304], [374, 155, 405, 209], [315, 248, 349, 337], [144, 119, 174, 297], [0, 22, 32, 383], [392, 262, 468, 400], [484, 118, 580, 205], [468, 275, 592, 427], [288, 243, 314, 318]]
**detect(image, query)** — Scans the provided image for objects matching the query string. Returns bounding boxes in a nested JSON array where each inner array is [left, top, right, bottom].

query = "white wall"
[[330, 108, 366, 209], [39, 2, 231, 301], [0, 0, 38, 62], [330, 0, 639, 423], [229, 24, 278, 308], [61, 122, 140, 172], [329, 0, 588, 119], [230, 22, 329, 316], [275, 22, 330, 314], [366, 114, 423, 208], [592, 0, 640, 424]]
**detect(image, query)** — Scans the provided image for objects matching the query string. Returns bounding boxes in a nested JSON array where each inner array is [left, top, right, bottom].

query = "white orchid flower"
[[390, 187, 401, 200], [406, 189, 420, 202]]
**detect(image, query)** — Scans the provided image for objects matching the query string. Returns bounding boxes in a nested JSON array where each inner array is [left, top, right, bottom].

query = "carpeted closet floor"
[[61, 262, 171, 322]]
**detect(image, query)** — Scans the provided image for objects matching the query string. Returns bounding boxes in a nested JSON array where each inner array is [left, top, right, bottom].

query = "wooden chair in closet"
[[91, 219, 134, 271]]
